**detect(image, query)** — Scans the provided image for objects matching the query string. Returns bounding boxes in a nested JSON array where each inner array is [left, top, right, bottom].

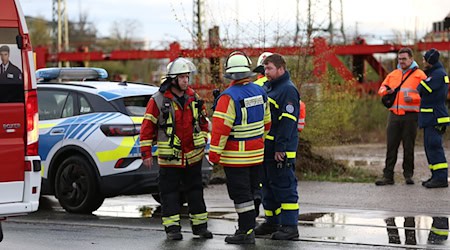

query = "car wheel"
[[55, 156, 105, 214]]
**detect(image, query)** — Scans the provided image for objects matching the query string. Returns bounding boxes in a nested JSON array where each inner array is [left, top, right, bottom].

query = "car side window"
[[38, 90, 68, 120], [61, 94, 74, 118], [79, 95, 92, 115]]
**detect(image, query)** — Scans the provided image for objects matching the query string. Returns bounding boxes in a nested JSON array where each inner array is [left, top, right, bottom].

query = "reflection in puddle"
[[299, 213, 450, 247], [93, 205, 160, 218]]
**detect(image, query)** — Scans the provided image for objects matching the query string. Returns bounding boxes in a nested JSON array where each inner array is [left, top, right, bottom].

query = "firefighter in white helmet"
[[140, 57, 212, 240], [209, 51, 271, 244]]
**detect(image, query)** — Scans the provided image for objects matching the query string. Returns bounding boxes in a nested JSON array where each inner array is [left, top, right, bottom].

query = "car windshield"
[[121, 95, 151, 116]]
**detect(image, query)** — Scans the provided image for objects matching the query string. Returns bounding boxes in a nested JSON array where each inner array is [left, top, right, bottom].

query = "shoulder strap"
[[395, 67, 417, 91]]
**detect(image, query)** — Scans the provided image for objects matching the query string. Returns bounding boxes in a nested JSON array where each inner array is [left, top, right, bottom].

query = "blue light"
[[36, 67, 108, 81]]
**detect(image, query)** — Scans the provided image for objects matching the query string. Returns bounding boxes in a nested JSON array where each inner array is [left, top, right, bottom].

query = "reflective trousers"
[[224, 165, 261, 231], [424, 126, 448, 181], [261, 160, 299, 226]]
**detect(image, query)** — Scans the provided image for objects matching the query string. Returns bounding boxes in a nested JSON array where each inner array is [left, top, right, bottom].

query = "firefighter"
[[252, 52, 306, 218], [255, 53, 300, 240], [209, 51, 271, 244], [140, 57, 212, 240], [418, 48, 450, 188]]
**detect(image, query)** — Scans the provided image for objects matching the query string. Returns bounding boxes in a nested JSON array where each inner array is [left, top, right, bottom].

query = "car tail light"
[[26, 90, 39, 156], [100, 124, 139, 136]]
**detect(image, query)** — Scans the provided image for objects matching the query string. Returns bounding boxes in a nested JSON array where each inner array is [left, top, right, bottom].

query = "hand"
[[142, 157, 153, 169], [404, 96, 412, 103], [274, 152, 286, 162]]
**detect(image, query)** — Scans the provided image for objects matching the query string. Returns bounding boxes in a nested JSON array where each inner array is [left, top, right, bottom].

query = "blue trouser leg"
[[424, 126, 448, 181]]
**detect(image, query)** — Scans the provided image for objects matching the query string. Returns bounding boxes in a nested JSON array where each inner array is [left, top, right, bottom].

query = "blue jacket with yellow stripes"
[[263, 71, 300, 161], [417, 61, 450, 128]]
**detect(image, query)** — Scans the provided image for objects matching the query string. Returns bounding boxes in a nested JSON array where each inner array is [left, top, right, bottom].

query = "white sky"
[[20, 0, 450, 48]]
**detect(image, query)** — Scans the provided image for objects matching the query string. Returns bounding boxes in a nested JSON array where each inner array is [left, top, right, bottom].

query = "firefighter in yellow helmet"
[[140, 57, 212, 240]]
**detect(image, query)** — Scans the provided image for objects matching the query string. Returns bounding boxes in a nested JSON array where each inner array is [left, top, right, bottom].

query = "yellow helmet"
[[224, 51, 256, 80]]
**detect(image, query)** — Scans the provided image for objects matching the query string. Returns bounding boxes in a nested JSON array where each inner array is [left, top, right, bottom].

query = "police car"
[[36, 67, 212, 214]]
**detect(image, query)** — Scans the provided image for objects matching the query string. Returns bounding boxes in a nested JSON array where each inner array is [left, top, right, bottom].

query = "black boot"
[[375, 177, 394, 186], [225, 229, 255, 244], [423, 179, 448, 188], [165, 225, 183, 240], [254, 222, 280, 236], [192, 225, 213, 239], [271, 225, 299, 240]]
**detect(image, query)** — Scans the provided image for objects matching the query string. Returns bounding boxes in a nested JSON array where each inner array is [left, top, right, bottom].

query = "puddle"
[[299, 212, 450, 248], [93, 205, 160, 218]]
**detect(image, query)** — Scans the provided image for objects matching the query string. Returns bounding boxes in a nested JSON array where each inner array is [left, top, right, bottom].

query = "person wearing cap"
[[418, 48, 450, 188], [0, 45, 22, 84], [140, 57, 212, 240], [209, 51, 271, 244], [375, 47, 427, 186], [254, 53, 300, 240]]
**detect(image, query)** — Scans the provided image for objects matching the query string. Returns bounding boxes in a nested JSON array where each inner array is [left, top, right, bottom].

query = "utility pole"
[[193, 0, 206, 84], [328, 0, 334, 44], [294, 0, 300, 45], [52, 0, 69, 67]]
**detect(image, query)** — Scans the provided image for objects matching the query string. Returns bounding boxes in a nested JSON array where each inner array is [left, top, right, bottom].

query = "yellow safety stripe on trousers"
[[264, 207, 282, 217], [420, 108, 433, 113], [235, 201, 255, 214], [189, 212, 208, 225], [281, 203, 300, 210], [445, 76, 449, 84], [140, 139, 153, 147], [96, 137, 134, 162], [213, 111, 235, 124], [162, 214, 181, 227], [429, 163, 448, 170], [438, 117, 450, 124], [268, 97, 279, 109], [420, 80, 433, 93], [431, 227, 449, 236], [279, 112, 297, 122], [286, 151, 296, 159], [143, 113, 158, 124]]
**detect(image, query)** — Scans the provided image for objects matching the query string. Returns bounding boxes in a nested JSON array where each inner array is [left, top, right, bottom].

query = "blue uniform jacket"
[[417, 62, 450, 128], [263, 71, 300, 161]]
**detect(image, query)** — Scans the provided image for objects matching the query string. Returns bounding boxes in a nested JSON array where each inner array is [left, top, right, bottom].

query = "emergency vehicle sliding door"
[[0, 26, 25, 204]]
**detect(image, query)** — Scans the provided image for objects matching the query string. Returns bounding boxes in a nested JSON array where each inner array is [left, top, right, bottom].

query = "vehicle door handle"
[[50, 128, 65, 135]]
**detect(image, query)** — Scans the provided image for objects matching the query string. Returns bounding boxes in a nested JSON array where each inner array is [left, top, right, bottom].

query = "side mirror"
[[16, 35, 23, 49]]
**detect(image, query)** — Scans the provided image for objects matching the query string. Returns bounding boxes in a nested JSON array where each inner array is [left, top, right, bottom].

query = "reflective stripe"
[[143, 113, 158, 124], [190, 212, 208, 225], [430, 163, 448, 170], [445, 76, 449, 84], [281, 203, 299, 210], [432, 227, 449, 236], [222, 148, 264, 157], [298, 118, 305, 123], [420, 80, 432, 93], [131, 116, 144, 124], [279, 113, 297, 121], [286, 151, 296, 159], [39, 123, 57, 129], [400, 88, 419, 93], [268, 98, 279, 109], [230, 127, 264, 138], [213, 111, 235, 123], [162, 214, 181, 227], [392, 105, 420, 111], [265, 134, 274, 140], [421, 108, 434, 113], [235, 201, 255, 213], [140, 139, 153, 147], [264, 207, 282, 216], [233, 120, 264, 131], [437, 117, 450, 124]]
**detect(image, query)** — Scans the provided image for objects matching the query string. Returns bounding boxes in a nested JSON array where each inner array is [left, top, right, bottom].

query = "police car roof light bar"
[[36, 67, 108, 81]]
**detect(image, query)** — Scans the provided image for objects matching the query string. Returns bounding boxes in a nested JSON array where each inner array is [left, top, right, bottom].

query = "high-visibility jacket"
[[140, 87, 209, 167], [255, 75, 305, 132], [378, 65, 426, 115], [417, 61, 450, 128], [209, 79, 271, 167]]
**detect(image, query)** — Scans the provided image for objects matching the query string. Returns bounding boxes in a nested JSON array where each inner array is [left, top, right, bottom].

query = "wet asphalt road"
[[2, 181, 450, 249]]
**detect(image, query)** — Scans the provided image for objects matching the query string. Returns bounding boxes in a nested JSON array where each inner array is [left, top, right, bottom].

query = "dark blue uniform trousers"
[[424, 126, 448, 181]]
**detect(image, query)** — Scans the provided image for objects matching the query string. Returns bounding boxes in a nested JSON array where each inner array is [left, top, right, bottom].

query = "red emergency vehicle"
[[0, 0, 41, 241]]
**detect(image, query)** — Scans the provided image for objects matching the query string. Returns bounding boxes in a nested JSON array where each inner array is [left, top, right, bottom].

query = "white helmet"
[[224, 51, 256, 80], [166, 57, 196, 78], [253, 52, 273, 74]]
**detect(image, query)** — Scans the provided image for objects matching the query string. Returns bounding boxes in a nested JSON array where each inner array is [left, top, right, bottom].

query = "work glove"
[[435, 125, 447, 135]]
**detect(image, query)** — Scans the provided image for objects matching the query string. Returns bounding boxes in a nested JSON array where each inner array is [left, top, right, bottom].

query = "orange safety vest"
[[378, 67, 427, 115]]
